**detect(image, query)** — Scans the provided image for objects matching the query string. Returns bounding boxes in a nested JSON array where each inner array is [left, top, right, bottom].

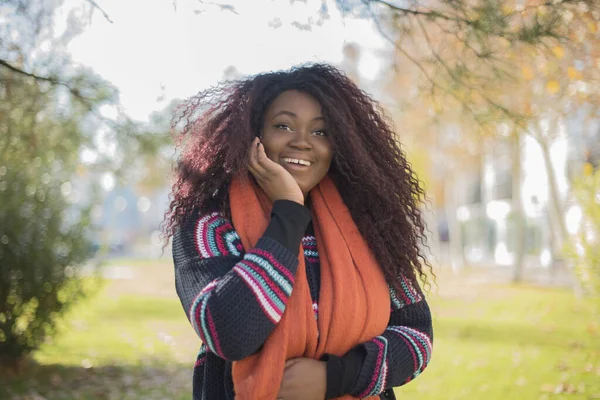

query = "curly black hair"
[[163, 63, 432, 290]]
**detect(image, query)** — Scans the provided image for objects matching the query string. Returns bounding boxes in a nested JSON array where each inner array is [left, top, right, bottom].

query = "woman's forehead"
[[266, 90, 323, 117]]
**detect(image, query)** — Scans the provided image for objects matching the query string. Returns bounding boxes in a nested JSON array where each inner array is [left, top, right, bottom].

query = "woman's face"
[[261, 90, 333, 197]]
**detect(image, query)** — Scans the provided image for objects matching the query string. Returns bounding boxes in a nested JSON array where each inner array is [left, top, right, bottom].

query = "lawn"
[[1, 261, 599, 400]]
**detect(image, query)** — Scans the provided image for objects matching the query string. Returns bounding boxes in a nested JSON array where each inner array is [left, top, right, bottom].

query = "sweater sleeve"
[[172, 202, 311, 361], [325, 276, 433, 398]]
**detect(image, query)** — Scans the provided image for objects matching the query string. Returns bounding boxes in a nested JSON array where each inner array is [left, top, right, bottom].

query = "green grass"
[[1, 286, 198, 400], [35, 295, 184, 366], [397, 284, 600, 400], [1, 266, 599, 400]]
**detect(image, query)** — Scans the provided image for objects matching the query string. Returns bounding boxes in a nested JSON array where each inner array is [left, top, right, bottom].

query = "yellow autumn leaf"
[[546, 80, 560, 94], [589, 21, 598, 34], [552, 46, 565, 59], [522, 66, 534, 80], [568, 67, 580, 79], [583, 162, 594, 176]]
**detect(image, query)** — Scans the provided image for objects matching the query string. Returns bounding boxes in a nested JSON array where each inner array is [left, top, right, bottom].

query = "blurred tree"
[[367, 0, 598, 280], [340, 42, 362, 84], [511, 7, 599, 260], [0, 0, 171, 368], [345, 0, 596, 122], [0, 60, 103, 368], [133, 99, 181, 194], [472, 4, 598, 279]]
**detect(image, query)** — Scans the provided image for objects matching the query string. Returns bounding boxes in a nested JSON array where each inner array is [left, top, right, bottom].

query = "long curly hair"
[[163, 63, 432, 290]]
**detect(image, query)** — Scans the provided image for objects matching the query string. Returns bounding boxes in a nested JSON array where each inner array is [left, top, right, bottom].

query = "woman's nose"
[[289, 131, 311, 149]]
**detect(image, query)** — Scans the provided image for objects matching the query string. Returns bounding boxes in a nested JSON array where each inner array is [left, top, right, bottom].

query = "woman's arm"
[[324, 278, 433, 399], [173, 200, 311, 361]]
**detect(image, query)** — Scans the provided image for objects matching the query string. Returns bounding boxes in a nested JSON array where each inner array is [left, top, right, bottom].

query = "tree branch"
[[411, 14, 524, 126], [1, 59, 65, 87], [363, 4, 486, 123], [370, 0, 464, 23], [0, 59, 95, 103], [0, 59, 120, 130], [370, 0, 588, 43], [84, 0, 113, 23], [373, 0, 590, 19]]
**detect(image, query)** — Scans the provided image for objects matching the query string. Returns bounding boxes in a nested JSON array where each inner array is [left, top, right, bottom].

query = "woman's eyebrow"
[[272, 110, 324, 121]]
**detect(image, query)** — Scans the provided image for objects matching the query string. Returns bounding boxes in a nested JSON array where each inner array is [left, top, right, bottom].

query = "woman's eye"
[[275, 124, 292, 131], [313, 130, 327, 137]]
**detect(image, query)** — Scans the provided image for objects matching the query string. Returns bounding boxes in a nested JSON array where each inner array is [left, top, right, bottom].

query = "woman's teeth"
[[283, 158, 312, 166]]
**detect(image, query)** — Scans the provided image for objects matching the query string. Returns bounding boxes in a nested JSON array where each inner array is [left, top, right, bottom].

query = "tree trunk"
[[538, 139, 568, 245], [511, 133, 527, 283], [537, 135, 582, 294], [445, 175, 465, 272]]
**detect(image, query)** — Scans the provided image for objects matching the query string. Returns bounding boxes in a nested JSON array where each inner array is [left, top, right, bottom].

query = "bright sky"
[[61, 0, 387, 122]]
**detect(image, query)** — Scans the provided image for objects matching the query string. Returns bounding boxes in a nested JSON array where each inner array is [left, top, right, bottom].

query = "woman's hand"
[[277, 358, 327, 400], [248, 137, 304, 205]]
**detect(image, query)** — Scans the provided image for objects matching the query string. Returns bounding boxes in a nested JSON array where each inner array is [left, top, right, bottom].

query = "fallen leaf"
[[565, 383, 577, 394], [569, 340, 585, 349], [540, 384, 555, 393], [554, 383, 565, 394], [556, 360, 570, 371]]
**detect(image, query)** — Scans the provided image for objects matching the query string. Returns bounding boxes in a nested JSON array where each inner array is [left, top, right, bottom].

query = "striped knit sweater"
[[172, 200, 433, 400]]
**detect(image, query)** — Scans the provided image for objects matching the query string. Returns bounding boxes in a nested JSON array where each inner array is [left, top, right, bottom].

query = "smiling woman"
[[164, 64, 433, 400], [259, 90, 333, 199]]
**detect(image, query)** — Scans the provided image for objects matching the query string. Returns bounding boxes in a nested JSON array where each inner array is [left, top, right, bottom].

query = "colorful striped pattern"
[[302, 236, 319, 263], [232, 248, 295, 324], [358, 336, 389, 398], [189, 247, 296, 354], [358, 324, 432, 395], [189, 279, 225, 357], [389, 275, 424, 310], [195, 345, 207, 368], [194, 212, 244, 258], [387, 326, 433, 382]]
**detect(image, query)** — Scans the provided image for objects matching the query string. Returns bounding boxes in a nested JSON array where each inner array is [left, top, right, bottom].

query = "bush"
[[0, 51, 104, 368], [0, 0, 168, 369], [0, 153, 100, 368]]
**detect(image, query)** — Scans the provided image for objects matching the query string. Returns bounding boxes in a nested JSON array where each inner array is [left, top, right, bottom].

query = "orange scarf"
[[229, 175, 390, 400]]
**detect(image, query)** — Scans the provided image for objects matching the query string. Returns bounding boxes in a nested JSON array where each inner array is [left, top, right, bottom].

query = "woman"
[[165, 64, 433, 400]]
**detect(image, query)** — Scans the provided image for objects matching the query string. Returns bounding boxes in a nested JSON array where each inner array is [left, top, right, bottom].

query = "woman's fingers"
[[248, 138, 267, 176], [256, 140, 279, 173], [248, 137, 259, 164]]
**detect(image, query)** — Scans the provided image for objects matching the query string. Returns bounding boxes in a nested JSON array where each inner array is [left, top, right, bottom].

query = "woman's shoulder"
[[388, 275, 424, 310], [179, 209, 244, 259]]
